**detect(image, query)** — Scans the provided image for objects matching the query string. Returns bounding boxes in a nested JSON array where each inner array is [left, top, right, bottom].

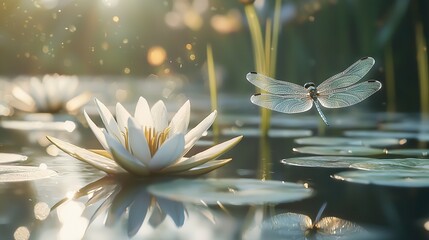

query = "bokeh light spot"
[[14, 226, 30, 240], [147, 46, 167, 66], [34, 202, 50, 220]]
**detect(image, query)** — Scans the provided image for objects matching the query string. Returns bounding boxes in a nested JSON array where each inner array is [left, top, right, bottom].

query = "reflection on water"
[[51, 177, 188, 238]]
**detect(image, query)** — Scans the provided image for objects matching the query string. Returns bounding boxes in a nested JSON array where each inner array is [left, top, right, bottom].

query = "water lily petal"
[[95, 98, 124, 145], [116, 102, 132, 134], [29, 77, 48, 110], [105, 187, 138, 227], [47, 136, 124, 174], [151, 100, 168, 132], [184, 110, 217, 151], [149, 133, 185, 171], [156, 197, 186, 227], [11, 86, 37, 112], [163, 136, 242, 173], [84, 110, 109, 150], [135, 97, 154, 128], [169, 100, 190, 135], [128, 190, 151, 237], [127, 118, 152, 165], [173, 159, 232, 176], [104, 132, 149, 176]]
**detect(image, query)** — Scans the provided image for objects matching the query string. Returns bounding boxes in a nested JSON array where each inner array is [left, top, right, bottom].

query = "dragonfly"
[[246, 57, 382, 126]]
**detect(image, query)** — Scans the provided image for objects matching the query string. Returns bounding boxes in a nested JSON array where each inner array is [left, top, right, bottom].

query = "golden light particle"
[[42, 45, 49, 54], [112, 16, 119, 22], [189, 54, 196, 61], [185, 43, 192, 50], [123, 67, 131, 74], [147, 46, 167, 66]]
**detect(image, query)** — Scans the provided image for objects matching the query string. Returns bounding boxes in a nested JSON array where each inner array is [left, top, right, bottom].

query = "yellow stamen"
[[144, 127, 171, 156]]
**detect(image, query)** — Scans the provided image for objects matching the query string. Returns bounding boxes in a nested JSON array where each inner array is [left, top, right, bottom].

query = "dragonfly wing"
[[246, 72, 307, 95], [250, 93, 313, 113], [317, 57, 375, 93], [318, 80, 382, 108]]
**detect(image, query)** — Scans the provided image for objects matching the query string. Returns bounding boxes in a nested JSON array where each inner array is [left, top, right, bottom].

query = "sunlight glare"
[[57, 200, 88, 240]]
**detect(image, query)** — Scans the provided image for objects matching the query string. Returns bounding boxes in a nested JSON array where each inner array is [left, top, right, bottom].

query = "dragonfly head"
[[304, 82, 315, 89]]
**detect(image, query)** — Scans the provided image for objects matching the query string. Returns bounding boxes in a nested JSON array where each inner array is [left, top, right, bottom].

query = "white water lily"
[[48, 97, 242, 177], [10, 74, 91, 113]]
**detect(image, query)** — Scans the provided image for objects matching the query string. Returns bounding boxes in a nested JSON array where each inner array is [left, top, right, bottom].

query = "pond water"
[[0, 82, 428, 240]]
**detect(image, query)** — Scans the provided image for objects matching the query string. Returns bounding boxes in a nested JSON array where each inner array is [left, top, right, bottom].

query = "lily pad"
[[294, 137, 403, 147], [351, 158, 429, 171], [332, 170, 429, 188], [292, 146, 386, 156], [148, 178, 313, 205], [344, 130, 417, 139], [0, 165, 57, 182], [221, 128, 312, 138], [387, 149, 429, 158], [281, 156, 373, 168], [0, 153, 28, 164], [381, 120, 429, 132]]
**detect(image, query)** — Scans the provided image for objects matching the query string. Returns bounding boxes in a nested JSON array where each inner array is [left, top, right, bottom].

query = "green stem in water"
[[415, 22, 429, 117], [206, 44, 220, 137], [384, 42, 396, 113]]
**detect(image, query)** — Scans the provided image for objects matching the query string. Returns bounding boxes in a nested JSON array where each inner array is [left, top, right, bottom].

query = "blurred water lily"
[[48, 97, 242, 177], [10, 74, 91, 113]]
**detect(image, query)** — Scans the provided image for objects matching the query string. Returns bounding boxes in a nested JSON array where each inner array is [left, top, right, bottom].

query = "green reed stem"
[[415, 22, 429, 116], [244, 5, 266, 73], [258, 136, 272, 180], [206, 44, 220, 137], [384, 42, 396, 113], [270, 0, 282, 76], [245, 1, 282, 136]]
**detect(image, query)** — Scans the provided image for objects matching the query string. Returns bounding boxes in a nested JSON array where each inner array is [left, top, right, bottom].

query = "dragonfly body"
[[247, 57, 382, 126]]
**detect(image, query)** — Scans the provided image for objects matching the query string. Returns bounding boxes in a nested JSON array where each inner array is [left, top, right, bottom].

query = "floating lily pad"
[[148, 178, 313, 205], [387, 149, 429, 158], [0, 153, 28, 164], [351, 158, 429, 171], [282, 156, 373, 168], [221, 128, 312, 138], [0, 165, 57, 182], [381, 120, 429, 132], [294, 137, 403, 147], [257, 213, 370, 240], [418, 133, 429, 142], [332, 170, 429, 187], [344, 130, 417, 139], [292, 146, 386, 156]]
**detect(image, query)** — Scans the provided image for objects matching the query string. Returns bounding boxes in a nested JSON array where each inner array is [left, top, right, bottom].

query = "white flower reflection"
[[48, 97, 242, 177], [52, 177, 188, 238], [10, 74, 91, 113]]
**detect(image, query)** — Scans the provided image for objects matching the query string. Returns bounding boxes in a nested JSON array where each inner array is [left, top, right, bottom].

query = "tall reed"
[[384, 42, 396, 113], [415, 22, 429, 117], [206, 44, 220, 137], [244, 0, 282, 136]]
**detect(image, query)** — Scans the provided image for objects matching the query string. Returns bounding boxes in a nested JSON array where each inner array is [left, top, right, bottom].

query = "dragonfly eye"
[[304, 82, 315, 89]]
